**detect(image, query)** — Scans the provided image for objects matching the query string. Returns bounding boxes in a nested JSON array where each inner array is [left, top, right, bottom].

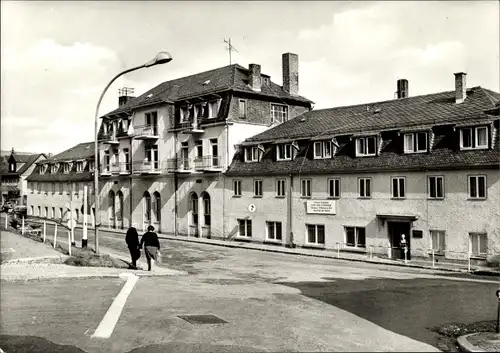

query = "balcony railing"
[[133, 124, 159, 139], [110, 162, 131, 174], [180, 118, 204, 134], [133, 160, 160, 174], [166, 158, 192, 173], [116, 128, 129, 138], [98, 132, 119, 144], [196, 155, 223, 171], [101, 164, 112, 175]]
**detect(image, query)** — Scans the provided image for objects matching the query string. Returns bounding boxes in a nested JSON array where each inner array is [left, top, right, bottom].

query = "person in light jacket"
[[140, 225, 161, 271], [125, 223, 140, 269]]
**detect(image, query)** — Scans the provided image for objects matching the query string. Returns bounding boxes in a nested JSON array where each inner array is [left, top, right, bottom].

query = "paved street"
[[1, 226, 498, 352]]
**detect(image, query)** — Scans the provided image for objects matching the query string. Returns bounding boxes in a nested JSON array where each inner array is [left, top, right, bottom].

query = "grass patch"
[[430, 320, 497, 352], [59, 246, 129, 269]]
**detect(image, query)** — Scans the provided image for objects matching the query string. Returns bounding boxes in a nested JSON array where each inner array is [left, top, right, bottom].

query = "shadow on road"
[[0, 334, 88, 353], [275, 277, 498, 350], [124, 342, 262, 353]]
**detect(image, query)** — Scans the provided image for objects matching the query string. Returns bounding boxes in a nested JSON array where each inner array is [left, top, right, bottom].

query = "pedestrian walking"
[[140, 225, 161, 271], [125, 222, 141, 269]]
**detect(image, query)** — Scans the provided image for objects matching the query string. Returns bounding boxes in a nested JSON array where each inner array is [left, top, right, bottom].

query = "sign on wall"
[[306, 200, 336, 215]]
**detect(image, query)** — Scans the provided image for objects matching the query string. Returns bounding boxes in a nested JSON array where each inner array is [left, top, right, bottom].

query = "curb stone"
[[457, 333, 485, 352]]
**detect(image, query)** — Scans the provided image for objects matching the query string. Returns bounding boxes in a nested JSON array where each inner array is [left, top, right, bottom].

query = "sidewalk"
[[0, 229, 186, 281], [93, 226, 499, 275]]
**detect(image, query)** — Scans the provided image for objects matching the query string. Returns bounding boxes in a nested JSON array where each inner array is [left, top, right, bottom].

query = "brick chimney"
[[118, 87, 135, 107], [396, 79, 409, 99], [454, 72, 467, 104], [282, 53, 299, 96], [248, 64, 262, 92]]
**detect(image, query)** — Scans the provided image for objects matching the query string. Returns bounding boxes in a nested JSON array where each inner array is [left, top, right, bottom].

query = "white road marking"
[[0, 248, 15, 253], [91, 273, 138, 339]]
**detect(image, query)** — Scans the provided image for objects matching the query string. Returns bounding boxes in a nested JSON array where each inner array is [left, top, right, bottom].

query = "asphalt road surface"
[[1, 226, 498, 352]]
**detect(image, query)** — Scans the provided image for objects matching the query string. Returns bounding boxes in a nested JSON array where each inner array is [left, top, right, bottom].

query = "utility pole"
[[70, 182, 75, 246], [82, 185, 88, 248], [224, 38, 238, 65]]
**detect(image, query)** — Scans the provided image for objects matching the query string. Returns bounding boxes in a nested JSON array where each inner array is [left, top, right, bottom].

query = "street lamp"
[[93, 51, 173, 254]]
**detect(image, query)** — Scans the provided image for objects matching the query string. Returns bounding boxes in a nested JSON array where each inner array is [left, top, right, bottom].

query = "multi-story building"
[[1, 149, 46, 205], [97, 53, 313, 235], [26, 142, 96, 223], [225, 73, 500, 265]]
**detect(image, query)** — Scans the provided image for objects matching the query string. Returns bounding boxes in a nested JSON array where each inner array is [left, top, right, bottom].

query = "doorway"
[[388, 222, 411, 259]]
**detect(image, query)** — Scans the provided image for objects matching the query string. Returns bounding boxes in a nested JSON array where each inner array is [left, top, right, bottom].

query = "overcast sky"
[[1, 1, 499, 154]]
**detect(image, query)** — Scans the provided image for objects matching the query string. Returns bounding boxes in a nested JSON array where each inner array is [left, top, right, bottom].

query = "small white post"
[[21, 215, 25, 235], [43, 220, 46, 243], [369, 245, 374, 260], [336, 242, 340, 259], [53, 223, 58, 249], [67, 230, 71, 256], [83, 186, 88, 248], [468, 252, 471, 272], [432, 249, 435, 268]]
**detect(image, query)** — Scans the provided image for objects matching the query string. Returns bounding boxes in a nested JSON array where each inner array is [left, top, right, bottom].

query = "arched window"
[[153, 191, 161, 222], [117, 191, 124, 220], [108, 190, 115, 220], [202, 193, 211, 226], [143, 191, 151, 222], [190, 192, 198, 225]]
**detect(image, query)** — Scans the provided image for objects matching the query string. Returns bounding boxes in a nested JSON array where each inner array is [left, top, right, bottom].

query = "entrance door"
[[388, 222, 411, 259]]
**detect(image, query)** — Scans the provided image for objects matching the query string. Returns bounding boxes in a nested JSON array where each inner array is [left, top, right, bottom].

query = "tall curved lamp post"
[[93, 52, 173, 254]]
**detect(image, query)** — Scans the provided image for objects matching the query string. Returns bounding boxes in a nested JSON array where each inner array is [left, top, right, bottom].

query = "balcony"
[[195, 156, 223, 172], [132, 160, 160, 175], [180, 119, 204, 134], [98, 132, 119, 145], [133, 124, 159, 140], [110, 162, 131, 175], [166, 158, 192, 173], [116, 128, 130, 139], [100, 164, 112, 176]]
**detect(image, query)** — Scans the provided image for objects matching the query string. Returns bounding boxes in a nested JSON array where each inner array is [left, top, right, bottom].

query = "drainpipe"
[[129, 136, 133, 228], [174, 131, 178, 236], [287, 173, 293, 248], [223, 123, 229, 240]]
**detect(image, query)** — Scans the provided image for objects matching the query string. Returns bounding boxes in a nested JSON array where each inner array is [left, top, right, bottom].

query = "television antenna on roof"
[[224, 38, 238, 65]]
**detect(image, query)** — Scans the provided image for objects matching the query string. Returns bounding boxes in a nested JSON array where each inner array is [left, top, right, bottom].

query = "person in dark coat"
[[140, 225, 161, 271], [125, 223, 141, 269]]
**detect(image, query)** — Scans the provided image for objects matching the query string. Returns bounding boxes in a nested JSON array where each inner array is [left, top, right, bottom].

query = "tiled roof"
[[244, 86, 499, 143], [17, 154, 46, 174], [45, 142, 95, 162], [27, 171, 93, 182], [227, 86, 500, 176], [104, 64, 312, 117]]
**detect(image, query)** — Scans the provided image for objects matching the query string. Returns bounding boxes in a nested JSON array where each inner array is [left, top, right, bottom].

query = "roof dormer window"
[[76, 161, 84, 173], [9, 163, 15, 172], [313, 141, 332, 159], [276, 144, 293, 161], [460, 126, 488, 150], [89, 160, 95, 171], [245, 147, 260, 162], [63, 163, 71, 173], [404, 132, 428, 153], [50, 164, 58, 174], [356, 136, 377, 157]]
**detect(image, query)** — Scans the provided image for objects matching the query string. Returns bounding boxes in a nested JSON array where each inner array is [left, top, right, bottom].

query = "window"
[[276, 179, 286, 197], [30, 182, 34, 194], [266, 221, 282, 241], [468, 175, 486, 199], [428, 176, 444, 199], [144, 192, 151, 222], [328, 178, 340, 198], [208, 101, 219, 119], [190, 193, 198, 225], [210, 139, 219, 167], [404, 132, 427, 153], [469, 233, 487, 257], [195, 140, 203, 159], [314, 141, 332, 159], [460, 126, 489, 150], [430, 230, 446, 254], [301, 179, 311, 198], [233, 180, 242, 196], [238, 219, 252, 237], [89, 161, 95, 171], [391, 177, 406, 198], [59, 207, 63, 219], [239, 100, 247, 118], [254, 179, 263, 197], [63, 163, 70, 173], [271, 104, 288, 124], [30, 206, 34, 215], [145, 111, 158, 135], [153, 192, 161, 222], [245, 147, 259, 162], [76, 162, 84, 172], [51, 207, 55, 219], [37, 206, 40, 216], [202, 193, 210, 226], [345, 227, 366, 248], [123, 148, 130, 171], [307, 224, 325, 245], [104, 151, 110, 172], [358, 178, 372, 198], [276, 144, 292, 161], [44, 207, 48, 218], [58, 183, 63, 194], [9, 163, 15, 172], [356, 136, 377, 156]]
